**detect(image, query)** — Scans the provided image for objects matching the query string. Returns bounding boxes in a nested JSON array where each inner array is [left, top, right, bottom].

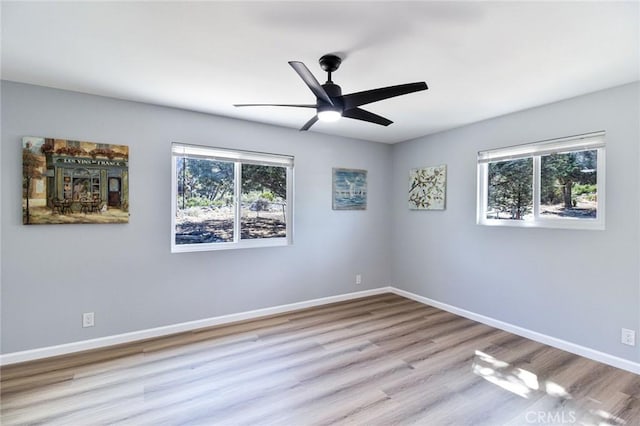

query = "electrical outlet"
[[82, 312, 95, 328], [356, 274, 362, 285], [621, 328, 635, 346]]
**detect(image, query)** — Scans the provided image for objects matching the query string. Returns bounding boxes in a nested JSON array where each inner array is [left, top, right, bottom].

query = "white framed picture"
[[409, 164, 446, 210]]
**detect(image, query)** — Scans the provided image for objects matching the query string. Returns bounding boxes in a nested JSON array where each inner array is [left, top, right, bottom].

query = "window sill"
[[477, 218, 604, 231], [171, 237, 291, 253]]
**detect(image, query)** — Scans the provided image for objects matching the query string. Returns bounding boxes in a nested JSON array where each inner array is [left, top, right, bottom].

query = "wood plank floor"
[[1, 293, 639, 425]]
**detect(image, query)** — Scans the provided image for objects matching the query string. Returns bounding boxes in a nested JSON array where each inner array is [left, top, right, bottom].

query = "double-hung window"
[[477, 132, 605, 230], [171, 143, 293, 252]]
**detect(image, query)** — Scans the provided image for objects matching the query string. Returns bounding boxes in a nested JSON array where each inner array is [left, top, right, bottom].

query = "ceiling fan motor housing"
[[321, 82, 342, 98], [318, 82, 343, 115]]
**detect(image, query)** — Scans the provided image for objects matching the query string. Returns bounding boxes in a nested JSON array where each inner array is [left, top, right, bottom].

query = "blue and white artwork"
[[332, 168, 367, 210]]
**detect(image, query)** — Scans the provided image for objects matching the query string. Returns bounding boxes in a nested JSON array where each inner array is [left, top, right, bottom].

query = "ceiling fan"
[[234, 54, 428, 131]]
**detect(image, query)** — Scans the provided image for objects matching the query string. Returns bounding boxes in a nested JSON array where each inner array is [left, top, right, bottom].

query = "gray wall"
[[391, 82, 640, 361], [3, 81, 639, 365], [0, 81, 393, 353]]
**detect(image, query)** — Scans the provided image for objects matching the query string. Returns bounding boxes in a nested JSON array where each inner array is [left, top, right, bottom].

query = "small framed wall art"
[[409, 164, 446, 210], [332, 168, 367, 210]]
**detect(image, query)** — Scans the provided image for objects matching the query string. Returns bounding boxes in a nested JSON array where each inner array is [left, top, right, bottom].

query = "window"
[[70, 168, 100, 200], [477, 132, 605, 230], [171, 143, 293, 252]]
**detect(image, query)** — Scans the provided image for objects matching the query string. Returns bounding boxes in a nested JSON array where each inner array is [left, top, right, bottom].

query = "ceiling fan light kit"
[[317, 109, 341, 122], [234, 54, 428, 131]]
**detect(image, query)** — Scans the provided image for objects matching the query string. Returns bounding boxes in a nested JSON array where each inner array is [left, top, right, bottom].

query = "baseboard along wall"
[[0, 288, 391, 366], [2, 286, 639, 375], [390, 288, 640, 375]]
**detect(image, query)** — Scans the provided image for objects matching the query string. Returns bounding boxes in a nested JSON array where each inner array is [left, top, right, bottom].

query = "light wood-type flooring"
[[1, 293, 639, 425]]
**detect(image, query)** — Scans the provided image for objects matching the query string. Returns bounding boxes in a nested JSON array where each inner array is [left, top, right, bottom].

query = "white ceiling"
[[2, 1, 638, 144]]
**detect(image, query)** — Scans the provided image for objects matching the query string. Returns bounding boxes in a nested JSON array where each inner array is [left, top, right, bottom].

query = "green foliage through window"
[[172, 144, 293, 251], [487, 158, 532, 220], [478, 132, 604, 229], [541, 150, 597, 218]]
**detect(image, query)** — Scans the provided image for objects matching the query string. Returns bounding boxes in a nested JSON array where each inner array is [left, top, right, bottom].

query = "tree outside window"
[[540, 150, 597, 218], [487, 158, 532, 220]]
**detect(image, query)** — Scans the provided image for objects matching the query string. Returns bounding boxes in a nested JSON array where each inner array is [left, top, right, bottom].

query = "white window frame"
[[171, 143, 294, 252], [477, 131, 605, 230]]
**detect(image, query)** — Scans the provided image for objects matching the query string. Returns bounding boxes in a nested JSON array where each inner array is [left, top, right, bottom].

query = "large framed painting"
[[22, 136, 129, 224], [409, 164, 446, 210], [332, 168, 367, 210]]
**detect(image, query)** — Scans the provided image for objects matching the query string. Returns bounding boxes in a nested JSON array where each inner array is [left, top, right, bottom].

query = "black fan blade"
[[342, 82, 428, 109], [234, 103, 316, 108], [289, 61, 334, 106], [342, 107, 393, 126], [300, 115, 319, 131]]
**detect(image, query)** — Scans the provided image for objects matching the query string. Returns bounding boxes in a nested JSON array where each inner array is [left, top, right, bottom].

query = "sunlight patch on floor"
[[472, 350, 626, 426]]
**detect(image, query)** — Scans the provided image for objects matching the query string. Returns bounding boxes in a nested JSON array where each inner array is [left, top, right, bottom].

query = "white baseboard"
[[389, 287, 640, 375], [0, 287, 392, 366], [3, 285, 639, 375]]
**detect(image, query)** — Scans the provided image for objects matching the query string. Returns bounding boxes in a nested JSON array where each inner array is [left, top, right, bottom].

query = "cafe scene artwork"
[[22, 136, 129, 224]]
